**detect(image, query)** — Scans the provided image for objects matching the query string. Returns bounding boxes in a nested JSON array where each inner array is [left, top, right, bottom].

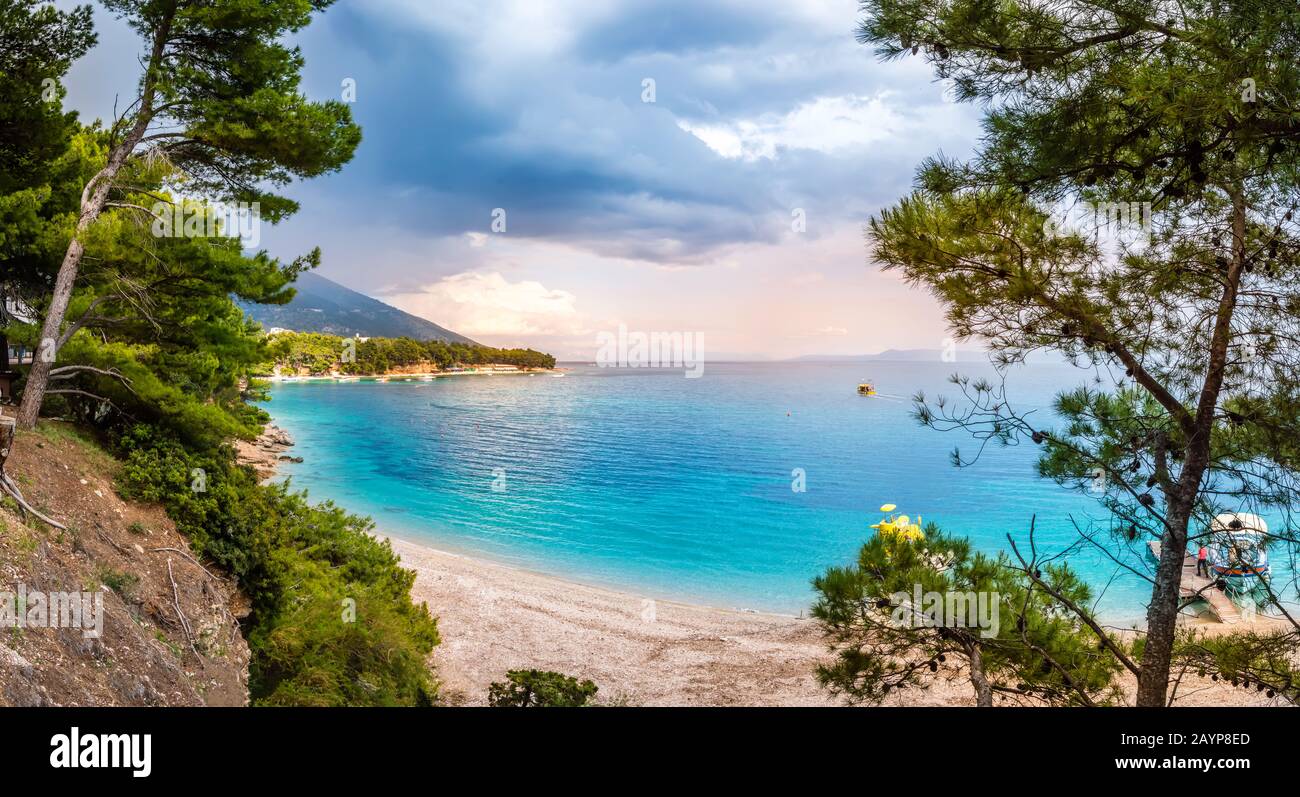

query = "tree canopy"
[[861, 0, 1300, 705], [813, 523, 1123, 706], [16, 0, 360, 429]]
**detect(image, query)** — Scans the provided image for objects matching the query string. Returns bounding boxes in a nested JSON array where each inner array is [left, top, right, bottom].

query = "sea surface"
[[258, 360, 1261, 622]]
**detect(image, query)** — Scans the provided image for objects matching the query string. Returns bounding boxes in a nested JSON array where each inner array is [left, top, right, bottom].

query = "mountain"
[[238, 271, 475, 344]]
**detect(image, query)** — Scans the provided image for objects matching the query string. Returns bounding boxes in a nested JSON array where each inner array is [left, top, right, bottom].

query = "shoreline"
[[239, 413, 1287, 706], [258, 366, 561, 384], [371, 533, 1283, 706], [376, 533, 845, 706], [233, 423, 298, 481]]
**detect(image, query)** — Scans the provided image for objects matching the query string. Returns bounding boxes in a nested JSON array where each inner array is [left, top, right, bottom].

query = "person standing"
[[1196, 544, 1209, 578]]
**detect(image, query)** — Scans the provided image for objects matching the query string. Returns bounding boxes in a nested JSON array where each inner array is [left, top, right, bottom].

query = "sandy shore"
[[380, 534, 1285, 707], [381, 535, 855, 706]]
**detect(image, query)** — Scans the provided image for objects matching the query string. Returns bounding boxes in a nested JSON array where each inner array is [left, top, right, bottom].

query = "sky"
[[58, 0, 984, 360]]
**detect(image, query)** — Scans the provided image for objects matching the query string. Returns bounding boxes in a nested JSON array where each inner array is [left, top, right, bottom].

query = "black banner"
[[6, 707, 1288, 785]]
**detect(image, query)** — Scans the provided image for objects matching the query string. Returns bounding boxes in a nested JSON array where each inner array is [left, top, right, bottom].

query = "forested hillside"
[[263, 331, 556, 375]]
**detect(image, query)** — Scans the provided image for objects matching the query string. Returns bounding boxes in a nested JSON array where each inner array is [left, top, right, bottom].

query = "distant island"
[[788, 348, 1065, 364], [789, 349, 973, 363]]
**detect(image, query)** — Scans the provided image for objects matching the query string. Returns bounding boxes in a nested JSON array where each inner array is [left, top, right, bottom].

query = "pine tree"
[[0, 0, 96, 377], [16, 0, 360, 429], [859, 0, 1300, 705], [813, 525, 1123, 706]]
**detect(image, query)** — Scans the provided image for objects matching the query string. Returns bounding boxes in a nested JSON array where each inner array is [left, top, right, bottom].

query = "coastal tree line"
[[263, 331, 557, 376]]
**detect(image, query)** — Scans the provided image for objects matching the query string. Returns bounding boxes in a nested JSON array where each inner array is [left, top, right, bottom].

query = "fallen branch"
[[166, 558, 202, 662], [0, 471, 67, 530], [97, 528, 132, 556], [151, 546, 227, 584]]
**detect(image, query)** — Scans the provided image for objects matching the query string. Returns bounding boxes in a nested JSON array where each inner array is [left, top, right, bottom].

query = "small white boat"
[[1207, 513, 1271, 603]]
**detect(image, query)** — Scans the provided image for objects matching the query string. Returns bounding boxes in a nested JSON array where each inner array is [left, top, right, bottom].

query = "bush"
[[488, 670, 598, 707], [115, 423, 440, 706]]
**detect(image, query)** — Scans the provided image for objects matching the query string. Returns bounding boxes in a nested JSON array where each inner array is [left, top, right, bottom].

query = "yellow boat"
[[858, 381, 876, 396], [870, 503, 924, 542]]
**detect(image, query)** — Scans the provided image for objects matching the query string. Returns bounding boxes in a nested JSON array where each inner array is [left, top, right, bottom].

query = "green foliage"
[[262, 331, 557, 375], [6, 143, 308, 447], [860, 0, 1300, 704], [0, 0, 95, 194], [115, 423, 440, 706], [862, 1, 1300, 534], [1173, 628, 1300, 703], [98, 0, 360, 221], [488, 670, 599, 707], [812, 525, 1122, 706], [15, 0, 361, 427], [0, 1, 96, 306], [96, 565, 139, 598]]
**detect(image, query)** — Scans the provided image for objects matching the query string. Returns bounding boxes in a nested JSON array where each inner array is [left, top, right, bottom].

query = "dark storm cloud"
[[60, 0, 980, 268]]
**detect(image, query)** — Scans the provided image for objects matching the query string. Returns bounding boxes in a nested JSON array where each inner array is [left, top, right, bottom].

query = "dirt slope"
[[0, 417, 249, 707]]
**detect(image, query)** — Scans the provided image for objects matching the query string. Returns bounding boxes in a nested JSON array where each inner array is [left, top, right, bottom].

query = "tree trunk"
[[967, 643, 994, 707], [1136, 500, 1192, 706], [1135, 187, 1247, 707], [16, 211, 101, 428], [13, 9, 174, 430]]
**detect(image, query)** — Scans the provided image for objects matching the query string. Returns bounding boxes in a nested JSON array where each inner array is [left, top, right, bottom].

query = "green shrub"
[[97, 566, 139, 598], [115, 424, 440, 706], [488, 670, 598, 707]]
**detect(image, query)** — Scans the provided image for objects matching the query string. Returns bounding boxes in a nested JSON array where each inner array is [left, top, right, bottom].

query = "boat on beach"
[[1207, 513, 1272, 603]]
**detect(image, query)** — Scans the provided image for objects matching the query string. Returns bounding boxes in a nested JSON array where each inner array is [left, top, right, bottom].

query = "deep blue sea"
[[260, 360, 1189, 621]]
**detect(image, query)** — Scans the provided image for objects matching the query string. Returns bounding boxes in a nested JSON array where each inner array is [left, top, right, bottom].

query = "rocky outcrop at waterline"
[[233, 424, 299, 481]]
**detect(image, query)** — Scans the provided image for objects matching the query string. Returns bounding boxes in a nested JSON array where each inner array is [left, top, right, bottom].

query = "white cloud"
[[380, 272, 586, 337], [677, 93, 921, 161]]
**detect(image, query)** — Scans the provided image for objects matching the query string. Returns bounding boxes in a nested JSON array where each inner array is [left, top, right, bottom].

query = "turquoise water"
[[260, 361, 1176, 620]]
